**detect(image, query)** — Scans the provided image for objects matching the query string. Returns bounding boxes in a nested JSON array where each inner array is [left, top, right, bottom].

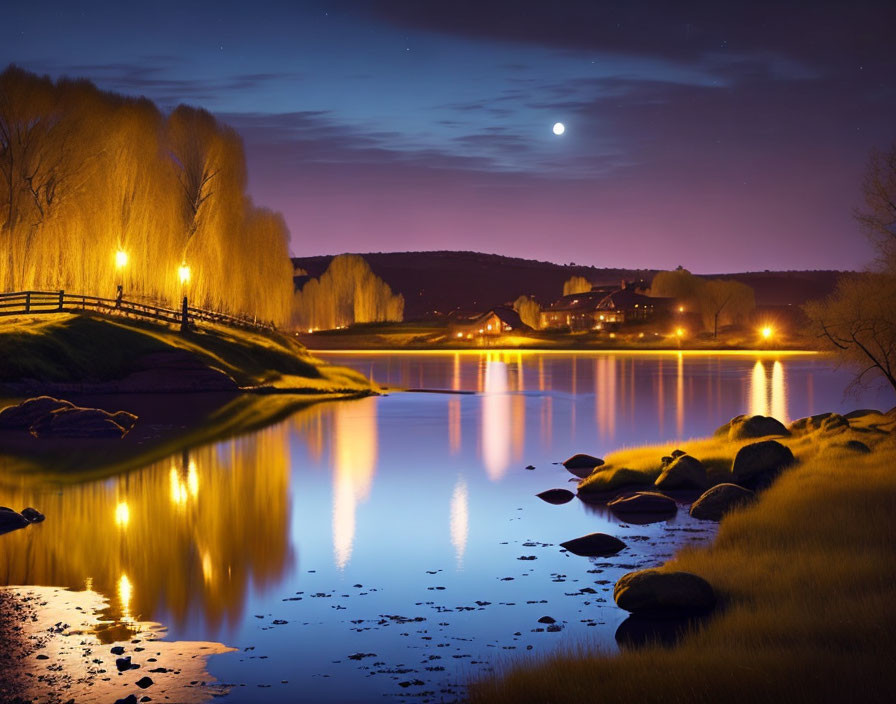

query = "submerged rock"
[[0, 396, 75, 430], [30, 407, 131, 439], [607, 491, 677, 515], [721, 414, 790, 441], [732, 440, 795, 491], [614, 569, 715, 614], [0, 507, 30, 536], [536, 488, 576, 505], [20, 507, 45, 523], [655, 455, 707, 490], [560, 532, 626, 557], [689, 483, 754, 521]]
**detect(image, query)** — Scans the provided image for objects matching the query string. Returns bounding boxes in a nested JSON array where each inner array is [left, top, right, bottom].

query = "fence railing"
[[0, 290, 276, 333]]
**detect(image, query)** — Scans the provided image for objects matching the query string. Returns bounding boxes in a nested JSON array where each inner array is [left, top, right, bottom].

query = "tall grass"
[[470, 415, 896, 703]]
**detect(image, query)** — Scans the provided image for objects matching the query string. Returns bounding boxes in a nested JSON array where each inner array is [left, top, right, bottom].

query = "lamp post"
[[114, 249, 128, 307], [178, 263, 191, 332]]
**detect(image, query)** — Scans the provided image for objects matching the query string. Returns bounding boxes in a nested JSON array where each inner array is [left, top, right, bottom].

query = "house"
[[449, 306, 532, 339], [540, 281, 673, 331]]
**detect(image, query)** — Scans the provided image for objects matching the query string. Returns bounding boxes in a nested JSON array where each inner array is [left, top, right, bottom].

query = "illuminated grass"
[[470, 412, 896, 704], [0, 313, 372, 392]]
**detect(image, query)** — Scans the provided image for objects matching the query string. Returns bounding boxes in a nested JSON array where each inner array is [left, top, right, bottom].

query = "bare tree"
[[805, 273, 896, 393], [699, 279, 755, 338], [855, 142, 896, 268]]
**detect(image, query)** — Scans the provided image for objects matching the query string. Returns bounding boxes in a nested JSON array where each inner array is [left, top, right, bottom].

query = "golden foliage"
[[0, 66, 294, 325], [293, 254, 404, 330], [562, 275, 591, 296]]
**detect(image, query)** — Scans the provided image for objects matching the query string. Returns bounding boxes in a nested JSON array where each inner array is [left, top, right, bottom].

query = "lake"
[[1, 351, 891, 703]]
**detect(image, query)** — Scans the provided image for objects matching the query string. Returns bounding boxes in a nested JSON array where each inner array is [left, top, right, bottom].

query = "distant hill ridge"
[[291, 251, 843, 320]]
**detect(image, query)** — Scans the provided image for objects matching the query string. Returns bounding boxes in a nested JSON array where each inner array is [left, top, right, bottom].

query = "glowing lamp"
[[678, 305, 684, 313], [761, 326, 773, 340], [178, 263, 191, 285], [114, 249, 128, 269], [675, 328, 685, 337]]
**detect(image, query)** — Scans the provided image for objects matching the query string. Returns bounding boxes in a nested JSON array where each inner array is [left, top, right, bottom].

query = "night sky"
[[3, 1, 894, 272]]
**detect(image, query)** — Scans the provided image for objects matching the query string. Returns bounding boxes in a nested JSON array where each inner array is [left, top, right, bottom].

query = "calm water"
[[1, 352, 891, 702]]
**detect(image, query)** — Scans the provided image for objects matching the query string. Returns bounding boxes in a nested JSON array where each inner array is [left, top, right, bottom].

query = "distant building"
[[540, 281, 672, 331], [449, 306, 532, 339]]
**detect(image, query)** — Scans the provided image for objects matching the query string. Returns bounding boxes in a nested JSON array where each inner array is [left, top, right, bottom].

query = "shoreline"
[[307, 347, 821, 355]]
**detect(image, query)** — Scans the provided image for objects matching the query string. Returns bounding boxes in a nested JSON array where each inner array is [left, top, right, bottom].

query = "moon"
[[552, 122, 565, 135]]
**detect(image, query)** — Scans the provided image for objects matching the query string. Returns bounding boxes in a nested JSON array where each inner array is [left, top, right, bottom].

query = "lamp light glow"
[[114, 250, 128, 269], [178, 263, 191, 285]]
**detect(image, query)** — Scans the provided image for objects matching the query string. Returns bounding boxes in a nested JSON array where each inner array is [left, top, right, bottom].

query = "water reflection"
[[449, 477, 469, 568], [482, 360, 511, 480], [748, 359, 789, 422], [0, 426, 294, 636], [331, 397, 378, 570]]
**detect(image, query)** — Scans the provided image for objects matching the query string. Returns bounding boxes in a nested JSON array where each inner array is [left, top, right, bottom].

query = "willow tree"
[[513, 295, 541, 329], [562, 275, 591, 296], [0, 66, 294, 326], [648, 268, 703, 304], [293, 254, 404, 330]]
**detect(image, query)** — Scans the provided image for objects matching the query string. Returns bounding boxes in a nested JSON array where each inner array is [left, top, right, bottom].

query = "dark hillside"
[[292, 251, 844, 320]]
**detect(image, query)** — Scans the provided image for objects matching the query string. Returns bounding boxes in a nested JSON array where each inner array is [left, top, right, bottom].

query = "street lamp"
[[761, 325, 774, 341], [114, 249, 128, 306], [178, 263, 191, 286]]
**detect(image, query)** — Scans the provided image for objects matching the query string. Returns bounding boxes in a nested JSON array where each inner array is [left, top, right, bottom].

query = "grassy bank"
[[0, 313, 373, 478], [0, 312, 371, 391], [470, 411, 896, 703]]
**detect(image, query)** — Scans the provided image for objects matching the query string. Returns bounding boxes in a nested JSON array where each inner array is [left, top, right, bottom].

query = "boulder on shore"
[[719, 414, 790, 441], [655, 454, 708, 490], [689, 483, 755, 521], [563, 453, 604, 469], [607, 491, 677, 515], [614, 569, 715, 614], [536, 488, 576, 505], [560, 532, 626, 557], [0, 397, 75, 430], [789, 412, 850, 435], [30, 407, 130, 439], [732, 439, 795, 491]]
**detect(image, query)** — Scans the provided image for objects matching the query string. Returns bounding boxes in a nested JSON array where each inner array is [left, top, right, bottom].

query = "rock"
[[563, 453, 604, 469], [29, 407, 129, 439], [114, 696, 138, 704], [0, 507, 30, 536], [689, 483, 755, 521], [115, 656, 132, 671], [670, 449, 687, 458], [607, 491, 677, 515], [789, 412, 850, 434], [614, 569, 715, 614], [525, 464, 535, 470], [0, 396, 75, 430], [660, 456, 673, 465], [732, 440, 795, 490], [843, 409, 881, 420], [136, 676, 154, 689], [842, 440, 871, 453], [20, 507, 45, 523], [654, 455, 707, 490], [535, 488, 576, 505], [537, 616, 556, 624], [560, 532, 626, 557], [722, 415, 790, 440], [111, 646, 126, 655]]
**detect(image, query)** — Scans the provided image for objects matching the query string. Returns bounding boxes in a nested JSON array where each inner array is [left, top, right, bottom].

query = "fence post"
[[58, 290, 64, 311], [116, 284, 123, 308], [25, 292, 30, 313], [181, 296, 189, 333]]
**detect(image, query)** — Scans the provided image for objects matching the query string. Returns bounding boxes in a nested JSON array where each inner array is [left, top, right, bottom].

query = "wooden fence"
[[0, 290, 276, 333]]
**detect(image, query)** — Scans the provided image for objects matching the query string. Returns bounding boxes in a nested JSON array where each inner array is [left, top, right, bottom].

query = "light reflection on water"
[[0, 352, 888, 702]]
